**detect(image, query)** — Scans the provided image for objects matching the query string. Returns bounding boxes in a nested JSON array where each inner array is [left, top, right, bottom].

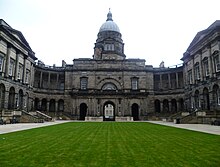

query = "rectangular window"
[[80, 77, 88, 90], [203, 59, 209, 76], [194, 63, 200, 80], [25, 70, 30, 83], [214, 55, 220, 72], [188, 70, 193, 84], [131, 78, 138, 90], [0, 56, 3, 72], [9, 59, 15, 76], [60, 83, 64, 90], [17, 64, 23, 80]]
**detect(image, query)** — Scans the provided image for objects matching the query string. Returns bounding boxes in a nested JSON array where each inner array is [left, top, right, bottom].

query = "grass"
[[0, 122, 220, 167]]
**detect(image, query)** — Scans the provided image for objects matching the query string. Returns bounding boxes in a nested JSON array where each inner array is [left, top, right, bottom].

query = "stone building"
[[0, 19, 36, 118], [0, 11, 219, 122], [182, 21, 220, 112]]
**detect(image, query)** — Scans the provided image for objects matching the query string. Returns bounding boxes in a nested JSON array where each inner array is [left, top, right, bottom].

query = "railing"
[[179, 111, 197, 123], [21, 110, 43, 123]]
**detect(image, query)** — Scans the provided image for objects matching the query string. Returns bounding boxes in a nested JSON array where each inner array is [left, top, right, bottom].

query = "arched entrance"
[[79, 103, 87, 120], [18, 89, 23, 110], [178, 98, 184, 111], [131, 103, 139, 121], [203, 87, 210, 110], [163, 99, 169, 112], [0, 84, 5, 109], [103, 101, 115, 121], [171, 99, 177, 112], [154, 99, 161, 113], [8, 87, 15, 109], [49, 99, 55, 112], [41, 98, 47, 111]]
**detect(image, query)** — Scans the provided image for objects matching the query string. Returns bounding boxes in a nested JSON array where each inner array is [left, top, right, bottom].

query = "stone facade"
[[0, 14, 219, 122], [182, 21, 220, 112]]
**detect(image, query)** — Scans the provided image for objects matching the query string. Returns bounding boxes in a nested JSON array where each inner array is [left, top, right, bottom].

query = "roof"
[[0, 19, 36, 59], [186, 20, 220, 51]]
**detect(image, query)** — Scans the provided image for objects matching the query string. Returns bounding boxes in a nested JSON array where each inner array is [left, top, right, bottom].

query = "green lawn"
[[0, 122, 219, 167]]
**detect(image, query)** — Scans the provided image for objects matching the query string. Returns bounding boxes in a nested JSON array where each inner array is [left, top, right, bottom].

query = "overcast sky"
[[0, 0, 219, 67]]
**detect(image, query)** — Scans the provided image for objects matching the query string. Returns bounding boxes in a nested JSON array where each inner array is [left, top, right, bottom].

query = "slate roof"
[[0, 19, 36, 59], [187, 20, 220, 51]]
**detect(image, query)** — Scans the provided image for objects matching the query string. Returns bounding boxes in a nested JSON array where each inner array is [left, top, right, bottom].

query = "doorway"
[[103, 101, 115, 121]]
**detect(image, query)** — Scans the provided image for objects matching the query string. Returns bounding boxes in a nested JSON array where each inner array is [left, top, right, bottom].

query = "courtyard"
[[0, 122, 220, 166]]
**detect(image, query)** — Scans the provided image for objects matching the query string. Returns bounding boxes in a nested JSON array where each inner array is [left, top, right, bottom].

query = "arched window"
[[102, 83, 117, 90]]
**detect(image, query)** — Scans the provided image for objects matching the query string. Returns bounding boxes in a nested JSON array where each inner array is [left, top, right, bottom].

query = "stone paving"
[[0, 120, 220, 135], [0, 121, 70, 134], [147, 121, 220, 135]]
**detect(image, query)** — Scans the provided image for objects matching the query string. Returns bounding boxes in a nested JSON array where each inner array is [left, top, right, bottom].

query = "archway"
[[103, 101, 115, 121], [178, 98, 184, 111], [154, 99, 161, 113], [18, 89, 23, 110], [8, 87, 15, 109], [49, 99, 55, 112], [163, 99, 169, 112], [41, 98, 47, 111], [171, 99, 177, 112], [0, 84, 5, 109], [34, 98, 40, 110], [194, 90, 200, 109], [79, 103, 87, 120], [131, 103, 139, 121], [203, 87, 210, 110], [213, 84, 219, 107], [58, 99, 64, 112]]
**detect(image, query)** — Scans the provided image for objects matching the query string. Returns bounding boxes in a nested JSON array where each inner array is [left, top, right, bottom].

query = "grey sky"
[[0, 0, 219, 67]]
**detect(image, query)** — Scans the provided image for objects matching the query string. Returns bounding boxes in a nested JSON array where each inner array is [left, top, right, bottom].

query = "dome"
[[99, 10, 120, 33]]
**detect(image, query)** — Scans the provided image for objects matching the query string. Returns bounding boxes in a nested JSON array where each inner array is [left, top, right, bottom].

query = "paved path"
[[147, 121, 220, 135], [0, 121, 220, 135], [0, 121, 70, 134]]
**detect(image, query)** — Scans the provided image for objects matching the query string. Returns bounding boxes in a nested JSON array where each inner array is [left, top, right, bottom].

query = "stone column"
[[30, 63, 34, 87], [168, 74, 171, 89], [56, 74, 59, 89], [22, 56, 27, 83], [199, 53, 203, 81], [47, 101, 50, 112], [5, 46, 11, 78], [160, 101, 163, 112], [40, 71, 43, 88], [169, 101, 172, 112], [208, 47, 213, 77], [192, 57, 195, 84], [176, 100, 180, 112], [55, 100, 58, 117], [176, 72, 179, 88], [14, 52, 19, 81], [159, 75, 162, 89], [4, 91, 9, 109], [48, 72, 50, 89]]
